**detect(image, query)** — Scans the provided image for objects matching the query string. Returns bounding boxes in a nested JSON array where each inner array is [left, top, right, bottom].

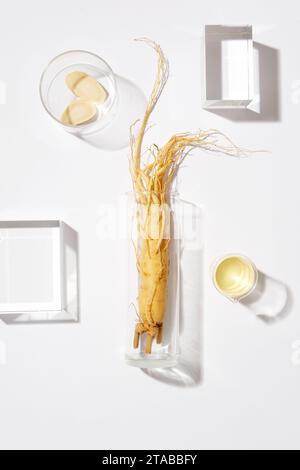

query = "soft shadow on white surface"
[[207, 43, 281, 122], [241, 271, 292, 323], [78, 75, 146, 151], [143, 202, 204, 387]]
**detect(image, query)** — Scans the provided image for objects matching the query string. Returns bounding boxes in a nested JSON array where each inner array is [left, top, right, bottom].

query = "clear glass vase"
[[125, 192, 180, 369]]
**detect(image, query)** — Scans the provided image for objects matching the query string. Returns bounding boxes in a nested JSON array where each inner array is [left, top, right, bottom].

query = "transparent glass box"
[[0, 220, 79, 323], [202, 25, 254, 109]]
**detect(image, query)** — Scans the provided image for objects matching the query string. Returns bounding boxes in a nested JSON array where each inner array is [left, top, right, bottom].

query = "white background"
[[0, 0, 300, 451]]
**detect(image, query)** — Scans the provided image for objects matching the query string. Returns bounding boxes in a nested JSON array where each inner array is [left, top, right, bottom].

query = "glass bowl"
[[39, 50, 117, 135]]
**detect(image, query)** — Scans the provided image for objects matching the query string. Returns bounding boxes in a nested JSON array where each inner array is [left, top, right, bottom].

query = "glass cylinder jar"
[[125, 192, 181, 369], [212, 253, 258, 302], [39, 50, 118, 135]]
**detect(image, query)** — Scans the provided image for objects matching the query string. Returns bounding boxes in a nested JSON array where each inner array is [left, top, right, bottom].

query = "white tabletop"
[[0, 0, 299, 450]]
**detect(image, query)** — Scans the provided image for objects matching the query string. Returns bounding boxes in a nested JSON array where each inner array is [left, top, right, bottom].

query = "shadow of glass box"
[[0, 220, 79, 323]]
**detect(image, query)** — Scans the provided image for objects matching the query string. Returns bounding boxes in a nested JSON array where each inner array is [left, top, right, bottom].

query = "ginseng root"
[[134, 237, 169, 353], [130, 39, 245, 354]]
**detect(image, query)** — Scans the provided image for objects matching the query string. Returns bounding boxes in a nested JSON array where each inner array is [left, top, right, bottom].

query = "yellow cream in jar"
[[213, 255, 257, 300]]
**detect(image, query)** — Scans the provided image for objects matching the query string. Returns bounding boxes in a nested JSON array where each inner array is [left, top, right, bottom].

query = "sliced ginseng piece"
[[65, 71, 108, 104], [60, 99, 97, 126]]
